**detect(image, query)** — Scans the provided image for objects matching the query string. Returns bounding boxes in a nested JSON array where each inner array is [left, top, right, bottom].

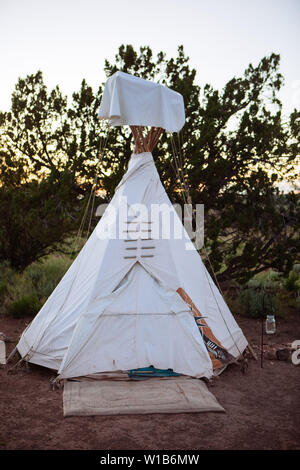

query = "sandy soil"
[[0, 315, 299, 451]]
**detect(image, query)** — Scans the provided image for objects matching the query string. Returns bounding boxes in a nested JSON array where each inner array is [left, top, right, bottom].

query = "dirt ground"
[[0, 314, 299, 451]]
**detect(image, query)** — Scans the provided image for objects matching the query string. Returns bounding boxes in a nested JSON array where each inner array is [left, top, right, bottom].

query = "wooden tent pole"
[[130, 126, 163, 154]]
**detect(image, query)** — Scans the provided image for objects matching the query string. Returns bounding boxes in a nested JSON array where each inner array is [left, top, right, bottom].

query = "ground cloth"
[[63, 376, 225, 416]]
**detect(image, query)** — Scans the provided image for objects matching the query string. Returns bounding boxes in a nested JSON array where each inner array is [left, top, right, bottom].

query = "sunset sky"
[[0, 0, 299, 119]]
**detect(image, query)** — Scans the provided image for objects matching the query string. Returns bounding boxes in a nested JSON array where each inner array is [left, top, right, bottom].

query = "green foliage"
[[0, 262, 16, 308], [7, 295, 41, 319], [0, 255, 71, 318], [0, 173, 85, 270], [237, 288, 277, 319], [0, 282, 8, 298], [282, 269, 300, 294], [25, 256, 71, 300], [0, 70, 104, 185], [234, 268, 300, 318], [293, 264, 300, 273], [247, 270, 283, 290]]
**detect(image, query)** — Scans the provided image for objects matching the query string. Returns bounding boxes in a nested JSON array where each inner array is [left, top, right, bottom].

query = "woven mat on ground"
[[63, 377, 225, 416]]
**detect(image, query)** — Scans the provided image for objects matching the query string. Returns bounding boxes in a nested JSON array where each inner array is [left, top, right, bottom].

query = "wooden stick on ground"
[[247, 344, 258, 361]]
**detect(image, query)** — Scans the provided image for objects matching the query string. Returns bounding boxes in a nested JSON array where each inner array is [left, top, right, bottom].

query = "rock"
[[276, 348, 291, 362]]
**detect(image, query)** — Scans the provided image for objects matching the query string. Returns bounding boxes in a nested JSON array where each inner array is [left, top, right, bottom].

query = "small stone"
[[276, 348, 291, 361]]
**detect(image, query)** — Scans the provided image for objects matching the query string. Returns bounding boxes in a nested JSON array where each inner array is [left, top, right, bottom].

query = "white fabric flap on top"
[[98, 71, 185, 133]]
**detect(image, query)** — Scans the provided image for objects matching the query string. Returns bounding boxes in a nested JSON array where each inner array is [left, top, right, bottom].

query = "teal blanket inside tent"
[[127, 366, 180, 379]]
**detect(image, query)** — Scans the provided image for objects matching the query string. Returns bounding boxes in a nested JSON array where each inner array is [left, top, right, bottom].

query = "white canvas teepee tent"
[[16, 72, 248, 380]]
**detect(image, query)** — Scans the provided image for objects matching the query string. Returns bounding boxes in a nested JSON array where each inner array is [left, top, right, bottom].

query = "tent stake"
[[6, 346, 17, 363]]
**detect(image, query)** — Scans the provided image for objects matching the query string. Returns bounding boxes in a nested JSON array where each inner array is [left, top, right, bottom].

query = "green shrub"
[[237, 268, 300, 318], [283, 270, 300, 294], [0, 262, 16, 285], [0, 282, 8, 298], [237, 287, 277, 319], [247, 278, 262, 289], [0, 254, 71, 317], [25, 255, 71, 299], [7, 295, 41, 319], [248, 270, 283, 290], [293, 264, 300, 273]]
